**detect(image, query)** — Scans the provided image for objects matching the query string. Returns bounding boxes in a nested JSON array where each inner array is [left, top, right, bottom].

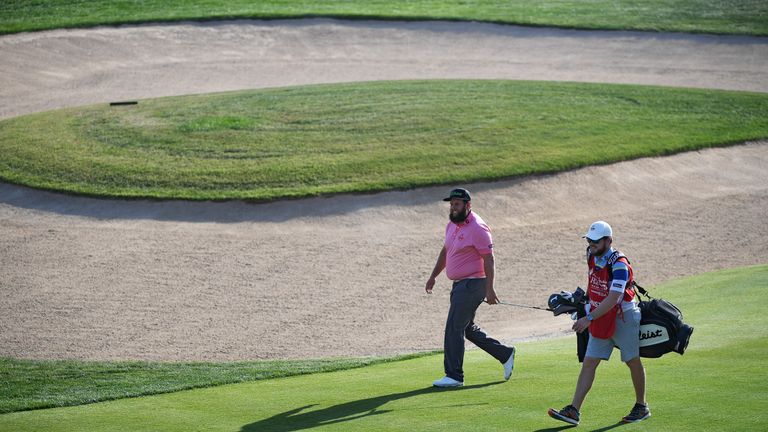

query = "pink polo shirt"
[[444, 211, 494, 280]]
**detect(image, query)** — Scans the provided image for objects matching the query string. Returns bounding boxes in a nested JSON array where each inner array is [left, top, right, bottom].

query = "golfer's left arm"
[[482, 253, 499, 304]]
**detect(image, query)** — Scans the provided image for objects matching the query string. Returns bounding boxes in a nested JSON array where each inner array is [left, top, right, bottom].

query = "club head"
[[548, 288, 586, 316], [548, 293, 578, 316]]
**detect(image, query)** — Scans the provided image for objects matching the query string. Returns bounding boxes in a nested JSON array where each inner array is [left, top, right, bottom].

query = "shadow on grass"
[[589, 421, 628, 432], [240, 381, 503, 431], [532, 426, 578, 432], [533, 421, 626, 432]]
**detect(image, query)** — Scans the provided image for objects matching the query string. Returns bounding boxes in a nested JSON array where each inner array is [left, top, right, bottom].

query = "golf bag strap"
[[586, 250, 631, 285], [633, 282, 654, 300], [585, 249, 628, 268], [587, 248, 641, 302]]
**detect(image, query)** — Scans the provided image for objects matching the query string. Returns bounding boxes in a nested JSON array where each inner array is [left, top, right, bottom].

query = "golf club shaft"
[[496, 300, 551, 311]]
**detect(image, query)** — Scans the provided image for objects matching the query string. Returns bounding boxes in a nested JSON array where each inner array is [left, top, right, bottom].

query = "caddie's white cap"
[[583, 220, 613, 240]]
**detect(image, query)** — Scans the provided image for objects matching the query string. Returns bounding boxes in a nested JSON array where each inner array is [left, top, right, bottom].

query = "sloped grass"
[[1, 80, 767, 200], [0, 353, 436, 414], [1, 265, 766, 431], [1, 0, 767, 36]]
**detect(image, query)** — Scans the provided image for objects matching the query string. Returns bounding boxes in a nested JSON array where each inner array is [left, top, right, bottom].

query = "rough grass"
[[1, 80, 767, 200], [1, 265, 766, 430], [1, 0, 767, 36]]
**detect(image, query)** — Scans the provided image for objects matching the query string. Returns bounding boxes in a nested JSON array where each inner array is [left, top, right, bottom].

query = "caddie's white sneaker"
[[503, 346, 516, 380], [432, 376, 464, 387]]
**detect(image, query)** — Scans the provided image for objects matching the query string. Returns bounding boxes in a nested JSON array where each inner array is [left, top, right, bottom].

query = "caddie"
[[548, 221, 650, 425]]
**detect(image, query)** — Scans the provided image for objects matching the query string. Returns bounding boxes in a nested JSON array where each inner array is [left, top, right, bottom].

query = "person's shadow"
[[240, 381, 503, 432], [533, 420, 626, 432]]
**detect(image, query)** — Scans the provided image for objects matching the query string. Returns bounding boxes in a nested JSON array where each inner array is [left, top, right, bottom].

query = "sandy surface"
[[0, 20, 767, 361]]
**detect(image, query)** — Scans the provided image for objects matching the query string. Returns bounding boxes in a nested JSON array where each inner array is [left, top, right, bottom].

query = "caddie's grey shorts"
[[585, 306, 641, 362]]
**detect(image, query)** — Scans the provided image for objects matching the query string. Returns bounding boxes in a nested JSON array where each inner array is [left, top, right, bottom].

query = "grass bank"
[[1, 80, 767, 201], [2, 0, 767, 36], [0, 352, 435, 414], [1, 264, 766, 430]]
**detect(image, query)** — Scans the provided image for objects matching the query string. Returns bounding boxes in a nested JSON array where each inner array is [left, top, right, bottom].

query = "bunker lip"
[[2, 19, 768, 121], [0, 20, 767, 361]]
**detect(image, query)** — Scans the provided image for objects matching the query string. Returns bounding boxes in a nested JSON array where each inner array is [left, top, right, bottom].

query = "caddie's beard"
[[591, 240, 610, 256], [449, 207, 470, 223]]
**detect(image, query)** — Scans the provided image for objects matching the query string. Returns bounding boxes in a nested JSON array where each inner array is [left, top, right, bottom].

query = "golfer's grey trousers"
[[444, 278, 514, 382]]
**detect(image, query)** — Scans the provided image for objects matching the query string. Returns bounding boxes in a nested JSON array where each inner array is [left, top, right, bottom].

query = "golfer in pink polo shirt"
[[425, 188, 516, 387]]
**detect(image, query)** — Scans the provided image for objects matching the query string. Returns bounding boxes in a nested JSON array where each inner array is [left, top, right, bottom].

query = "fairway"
[[1, 80, 767, 200], [2, 265, 766, 431]]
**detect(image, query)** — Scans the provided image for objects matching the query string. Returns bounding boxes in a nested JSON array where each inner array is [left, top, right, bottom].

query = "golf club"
[[493, 300, 552, 312]]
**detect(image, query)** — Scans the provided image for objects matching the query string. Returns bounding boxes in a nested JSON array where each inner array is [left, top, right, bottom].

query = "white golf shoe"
[[432, 376, 464, 387], [503, 346, 516, 380]]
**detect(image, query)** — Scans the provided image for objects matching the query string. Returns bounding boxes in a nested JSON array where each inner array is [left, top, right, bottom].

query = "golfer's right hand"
[[425, 277, 436, 294], [485, 289, 500, 305]]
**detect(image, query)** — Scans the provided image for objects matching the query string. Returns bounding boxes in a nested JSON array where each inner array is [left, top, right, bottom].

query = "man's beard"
[[590, 242, 609, 256], [449, 208, 469, 223]]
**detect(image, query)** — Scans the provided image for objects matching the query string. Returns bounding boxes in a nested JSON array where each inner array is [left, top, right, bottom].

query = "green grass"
[[2, 80, 767, 201], [1, 265, 767, 431], [2, 0, 768, 36], [0, 352, 436, 414]]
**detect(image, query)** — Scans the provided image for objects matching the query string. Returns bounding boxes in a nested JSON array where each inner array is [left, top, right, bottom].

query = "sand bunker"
[[0, 20, 766, 360]]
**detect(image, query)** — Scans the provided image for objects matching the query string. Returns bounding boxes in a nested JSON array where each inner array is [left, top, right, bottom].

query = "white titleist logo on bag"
[[638, 324, 669, 346]]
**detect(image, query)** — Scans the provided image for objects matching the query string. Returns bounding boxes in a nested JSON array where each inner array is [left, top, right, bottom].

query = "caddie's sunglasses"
[[586, 237, 604, 245]]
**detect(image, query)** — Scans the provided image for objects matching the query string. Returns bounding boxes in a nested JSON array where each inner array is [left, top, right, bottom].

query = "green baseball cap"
[[443, 188, 471, 202]]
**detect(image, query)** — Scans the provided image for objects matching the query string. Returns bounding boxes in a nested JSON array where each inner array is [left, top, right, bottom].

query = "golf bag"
[[547, 288, 589, 362], [548, 283, 694, 361], [635, 284, 694, 358]]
